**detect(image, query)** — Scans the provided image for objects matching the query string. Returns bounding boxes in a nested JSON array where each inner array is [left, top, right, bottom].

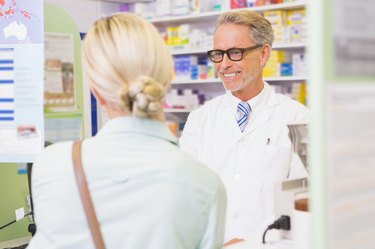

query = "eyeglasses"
[[207, 44, 263, 63]]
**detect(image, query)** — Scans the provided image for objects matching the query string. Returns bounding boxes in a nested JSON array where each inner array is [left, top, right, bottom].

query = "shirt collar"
[[96, 116, 178, 145], [225, 81, 272, 115]]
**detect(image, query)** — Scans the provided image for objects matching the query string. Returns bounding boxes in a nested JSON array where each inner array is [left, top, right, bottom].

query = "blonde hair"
[[82, 13, 172, 120], [216, 10, 274, 46]]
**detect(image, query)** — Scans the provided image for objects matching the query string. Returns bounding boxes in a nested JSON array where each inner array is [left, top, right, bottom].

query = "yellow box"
[[287, 9, 307, 43], [264, 10, 287, 43]]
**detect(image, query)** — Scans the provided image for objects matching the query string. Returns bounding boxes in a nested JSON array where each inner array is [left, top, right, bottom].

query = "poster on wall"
[[44, 32, 76, 112], [0, 0, 44, 163]]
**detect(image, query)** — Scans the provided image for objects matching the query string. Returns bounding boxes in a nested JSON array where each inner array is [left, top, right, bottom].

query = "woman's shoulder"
[[33, 141, 74, 170], [168, 149, 225, 194], [43, 141, 73, 155]]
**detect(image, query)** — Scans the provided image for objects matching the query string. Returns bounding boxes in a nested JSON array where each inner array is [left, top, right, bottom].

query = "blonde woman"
[[27, 13, 226, 249]]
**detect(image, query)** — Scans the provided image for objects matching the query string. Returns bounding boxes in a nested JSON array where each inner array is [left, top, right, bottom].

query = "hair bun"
[[128, 76, 165, 118]]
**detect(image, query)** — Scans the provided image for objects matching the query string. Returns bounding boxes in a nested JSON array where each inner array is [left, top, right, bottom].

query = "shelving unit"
[[171, 42, 306, 54], [150, 1, 308, 121], [97, 0, 153, 3], [172, 76, 307, 85], [164, 108, 191, 113], [97, 0, 308, 128], [171, 78, 221, 84], [150, 1, 307, 25], [264, 76, 307, 81]]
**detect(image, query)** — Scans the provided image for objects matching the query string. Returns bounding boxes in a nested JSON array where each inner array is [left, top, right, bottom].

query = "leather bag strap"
[[72, 141, 106, 249]]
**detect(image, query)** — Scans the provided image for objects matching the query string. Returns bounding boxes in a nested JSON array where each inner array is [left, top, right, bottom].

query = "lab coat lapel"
[[225, 106, 242, 132], [242, 88, 280, 136], [243, 106, 273, 135], [217, 96, 243, 137]]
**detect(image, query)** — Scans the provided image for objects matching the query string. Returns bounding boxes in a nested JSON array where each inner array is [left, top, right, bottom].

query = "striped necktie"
[[237, 102, 251, 132]]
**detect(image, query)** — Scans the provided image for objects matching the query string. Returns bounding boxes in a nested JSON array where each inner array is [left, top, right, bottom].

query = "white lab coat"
[[179, 82, 310, 242]]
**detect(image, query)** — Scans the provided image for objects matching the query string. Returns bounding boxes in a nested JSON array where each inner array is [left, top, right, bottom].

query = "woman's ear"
[[260, 44, 271, 68], [90, 86, 107, 106]]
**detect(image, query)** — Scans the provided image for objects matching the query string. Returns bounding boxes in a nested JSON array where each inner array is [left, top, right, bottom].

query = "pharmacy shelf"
[[170, 48, 211, 55], [246, 1, 307, 12], [172, 78, 221, 84], [170, 43, 306, 55], [273, 43, 306, 49], [164, 108, 191, 113], [172, 76, 306, 85], [264, 76, 307, 81], [98, 0, 152, 3], [150, 1, 307, 25]]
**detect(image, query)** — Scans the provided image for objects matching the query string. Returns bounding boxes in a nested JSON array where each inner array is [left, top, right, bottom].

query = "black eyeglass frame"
[[207, 44, 263, 63]]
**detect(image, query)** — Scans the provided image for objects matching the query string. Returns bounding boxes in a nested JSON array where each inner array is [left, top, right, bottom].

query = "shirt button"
[[234, 174, 241, 181], [232, 212, 239, 218]]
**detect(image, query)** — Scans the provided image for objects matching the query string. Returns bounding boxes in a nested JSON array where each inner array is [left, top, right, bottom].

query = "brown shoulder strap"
[[72, 141, 106, 249]]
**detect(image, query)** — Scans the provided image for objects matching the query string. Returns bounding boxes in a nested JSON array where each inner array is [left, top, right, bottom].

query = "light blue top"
[[27, 116, 227, 249]]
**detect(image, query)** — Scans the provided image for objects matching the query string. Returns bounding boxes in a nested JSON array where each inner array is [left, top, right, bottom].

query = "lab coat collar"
[[223, 82, 280, 136], [254, 82, 279, 110], [224, 82, 279, 114], [96, 116, 178, 145], [242, 82, 279, 135]]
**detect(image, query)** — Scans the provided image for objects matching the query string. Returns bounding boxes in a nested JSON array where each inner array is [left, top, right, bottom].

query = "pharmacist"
[[179, 10, 309, 244]]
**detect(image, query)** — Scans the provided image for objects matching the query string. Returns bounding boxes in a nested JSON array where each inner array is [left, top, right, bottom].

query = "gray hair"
[[215, 10, 274, 46]]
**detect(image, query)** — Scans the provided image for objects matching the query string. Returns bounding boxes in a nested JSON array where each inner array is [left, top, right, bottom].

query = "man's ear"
[[90, 86, 106, 106], [260, 44, 271, 68]]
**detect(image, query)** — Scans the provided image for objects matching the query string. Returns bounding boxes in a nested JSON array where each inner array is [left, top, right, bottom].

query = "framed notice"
[[44, 32, 76, 112]]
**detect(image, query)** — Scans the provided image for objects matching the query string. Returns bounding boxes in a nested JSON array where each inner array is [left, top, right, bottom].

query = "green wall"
[[0, 164, 31, 241]]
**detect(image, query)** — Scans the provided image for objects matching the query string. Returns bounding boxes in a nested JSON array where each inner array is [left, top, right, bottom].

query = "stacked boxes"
[[165, 25, 213, 50], [164, 88, 205, 110], [174, 55, 216, 80], [174, 55, 192, 80], [264, 8, 307, 44], [292, 52, 307, 76], [172, 0, 190, 16], [264, 10, 288, 44], [270, 82, 306, 105], [264, 50, 291, 77], [166, 24, 190, 48], [155, 0, 173, 17], [287, 9, 307, 43], [133, 0, 304, 19], [290, 82, 306, 104], [231, 0, 248, 9], [151, 0, 229, 16], [264, 50, 307, 77]]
